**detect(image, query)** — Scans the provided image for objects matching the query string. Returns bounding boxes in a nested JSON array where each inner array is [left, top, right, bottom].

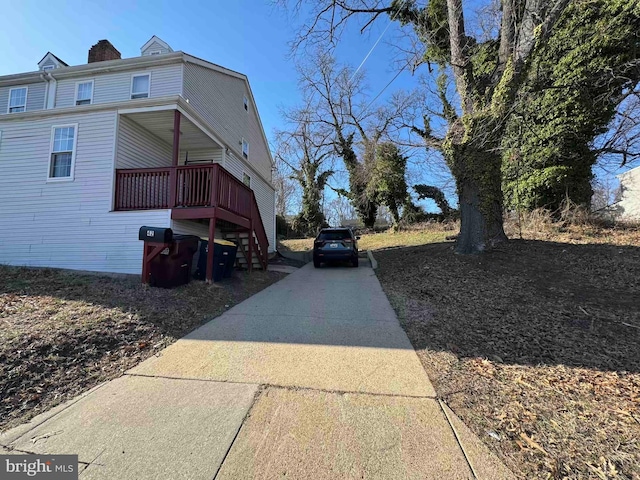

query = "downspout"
[[46, 72, 57, 109], [40, 73, 50, 109]]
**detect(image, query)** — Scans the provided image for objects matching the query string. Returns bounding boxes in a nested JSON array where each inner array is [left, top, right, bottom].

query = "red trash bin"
[[149, 235, 200, 288]]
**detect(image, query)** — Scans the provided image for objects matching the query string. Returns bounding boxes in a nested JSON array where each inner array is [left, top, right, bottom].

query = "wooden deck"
[[115, 163, 269, 273]]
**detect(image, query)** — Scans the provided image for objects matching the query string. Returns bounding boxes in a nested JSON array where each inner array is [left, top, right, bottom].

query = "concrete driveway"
[[1, 260, 513, 479]]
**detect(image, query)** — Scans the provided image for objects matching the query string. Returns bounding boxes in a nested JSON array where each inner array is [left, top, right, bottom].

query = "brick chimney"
[[88, 40, 121, 63]]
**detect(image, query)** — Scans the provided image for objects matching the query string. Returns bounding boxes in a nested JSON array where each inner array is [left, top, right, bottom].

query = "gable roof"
[[38, 52, 68, 68], [141, 35, 173, 53]]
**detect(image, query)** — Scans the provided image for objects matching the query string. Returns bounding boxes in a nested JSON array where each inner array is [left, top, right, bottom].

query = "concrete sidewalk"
[[1, 261, 514, 479]]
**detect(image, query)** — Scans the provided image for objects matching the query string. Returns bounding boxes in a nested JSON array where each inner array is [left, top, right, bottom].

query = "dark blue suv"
[[313, 228, 360, 268]]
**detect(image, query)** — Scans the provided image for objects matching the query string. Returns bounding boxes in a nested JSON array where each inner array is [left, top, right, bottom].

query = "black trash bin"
[[194, 239, 235, 281], [221, 241, 238, 278], [149, 235, 200, 288]]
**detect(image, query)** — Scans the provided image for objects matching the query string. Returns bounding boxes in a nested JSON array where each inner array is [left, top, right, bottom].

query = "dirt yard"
[[375, 236, 640, 479], [0, 266, 286, 432]]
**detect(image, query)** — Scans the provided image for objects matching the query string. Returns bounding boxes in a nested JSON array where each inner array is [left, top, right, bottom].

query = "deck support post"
[[247, 225, 253, 273], [141, 242, 169, 285], [206, 216, 216, 284], [169, 110, 181, 207]]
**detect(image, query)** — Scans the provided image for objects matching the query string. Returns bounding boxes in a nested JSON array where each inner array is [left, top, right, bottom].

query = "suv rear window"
[[318, 230, 352, 241]]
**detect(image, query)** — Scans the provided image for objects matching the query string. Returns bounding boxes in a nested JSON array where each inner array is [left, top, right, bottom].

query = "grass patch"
[[0, 266, 286, 431], [375, 235, 640, 479], [280, 223, 454, 253]]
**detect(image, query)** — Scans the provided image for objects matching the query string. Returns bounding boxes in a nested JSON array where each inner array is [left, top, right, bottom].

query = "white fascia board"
[[0, 95, 182, 123]]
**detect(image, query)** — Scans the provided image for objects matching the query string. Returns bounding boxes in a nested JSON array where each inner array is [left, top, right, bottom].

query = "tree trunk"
[[361, 198, 377, 229], [448, 142, 508, 254]]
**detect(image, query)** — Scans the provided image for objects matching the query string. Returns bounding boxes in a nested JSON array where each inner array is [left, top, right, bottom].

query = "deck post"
[[247, 225, 253, 273], [206, 216, 216, 284], [141, 242, 169, 285], [169, 110, 181, 207]]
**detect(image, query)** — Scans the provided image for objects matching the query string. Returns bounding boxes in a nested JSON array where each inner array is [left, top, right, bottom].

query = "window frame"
[[47, 124, 79, 182], [7, 87, 28, 114], [242, 172, 251, 188], [242, 138, 249, 159], [243, 95, 248, 111], [74, 80, 94, 106], [130, 73, 151, 100], [42, 65, 55, 72], [149, 50, 162, 56]]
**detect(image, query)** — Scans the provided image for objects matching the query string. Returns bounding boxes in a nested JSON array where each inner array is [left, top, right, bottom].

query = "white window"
[[243, 173, 251, 187], [131, 74, 150, 99], [42, 65, 55, 72], [243, 95, 248, 111], [48, 125, 78, 180], [149, 50, 161, 56], [8, 87, 27, 113], [242, 139, 249, 159], [75, 80, 93, 106]]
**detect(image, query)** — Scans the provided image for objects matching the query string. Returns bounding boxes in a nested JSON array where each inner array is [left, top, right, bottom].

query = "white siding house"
[[0, 36, 275, 276], [614, 165, 640, 221]]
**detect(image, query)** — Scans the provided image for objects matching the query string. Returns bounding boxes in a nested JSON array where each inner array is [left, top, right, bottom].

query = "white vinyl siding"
[[27, 83, 46, 112], [225, 152, 244, 180], [0, 83, 46, 116], [179, 148, 223, 165], [116, 116, 172, 169], [251, 173, 276, 252], [182, 63, 272, 181], [54, 64, 182, 108], [0, 110, 171, 274]]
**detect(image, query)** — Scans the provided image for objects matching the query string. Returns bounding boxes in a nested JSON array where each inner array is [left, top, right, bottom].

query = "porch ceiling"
[[122, 110, 221, 151]]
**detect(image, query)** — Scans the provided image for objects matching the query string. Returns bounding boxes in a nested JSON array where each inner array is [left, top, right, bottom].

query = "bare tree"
[[273, 161, 298, 217], [593, 86, 640, 170], [296, 52, 418, 228], [324, 194, 357, 226], [275, 100, 335, 236], [278, 0, 572, 253]]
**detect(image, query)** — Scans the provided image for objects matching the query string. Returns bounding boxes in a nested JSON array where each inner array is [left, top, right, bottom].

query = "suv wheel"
[[313, 256, 321, 268], [351, 255, 359, 268]]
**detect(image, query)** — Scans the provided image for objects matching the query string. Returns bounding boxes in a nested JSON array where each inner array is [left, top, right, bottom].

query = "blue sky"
[[0, 0, 414, 148], [1, 0, 631, 211]]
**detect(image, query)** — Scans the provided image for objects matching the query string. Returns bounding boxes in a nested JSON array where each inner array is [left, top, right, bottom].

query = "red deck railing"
[[115, 163, 268, 268], [114, 167, 171, 210]]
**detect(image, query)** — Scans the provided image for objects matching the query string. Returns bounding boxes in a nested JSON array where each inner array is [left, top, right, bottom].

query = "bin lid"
[[173, 234, 201, 242], [212, 239, 236, 246]]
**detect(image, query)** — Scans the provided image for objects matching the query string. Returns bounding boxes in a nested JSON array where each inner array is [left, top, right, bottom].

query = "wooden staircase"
[[223, 231, 266, 270]]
